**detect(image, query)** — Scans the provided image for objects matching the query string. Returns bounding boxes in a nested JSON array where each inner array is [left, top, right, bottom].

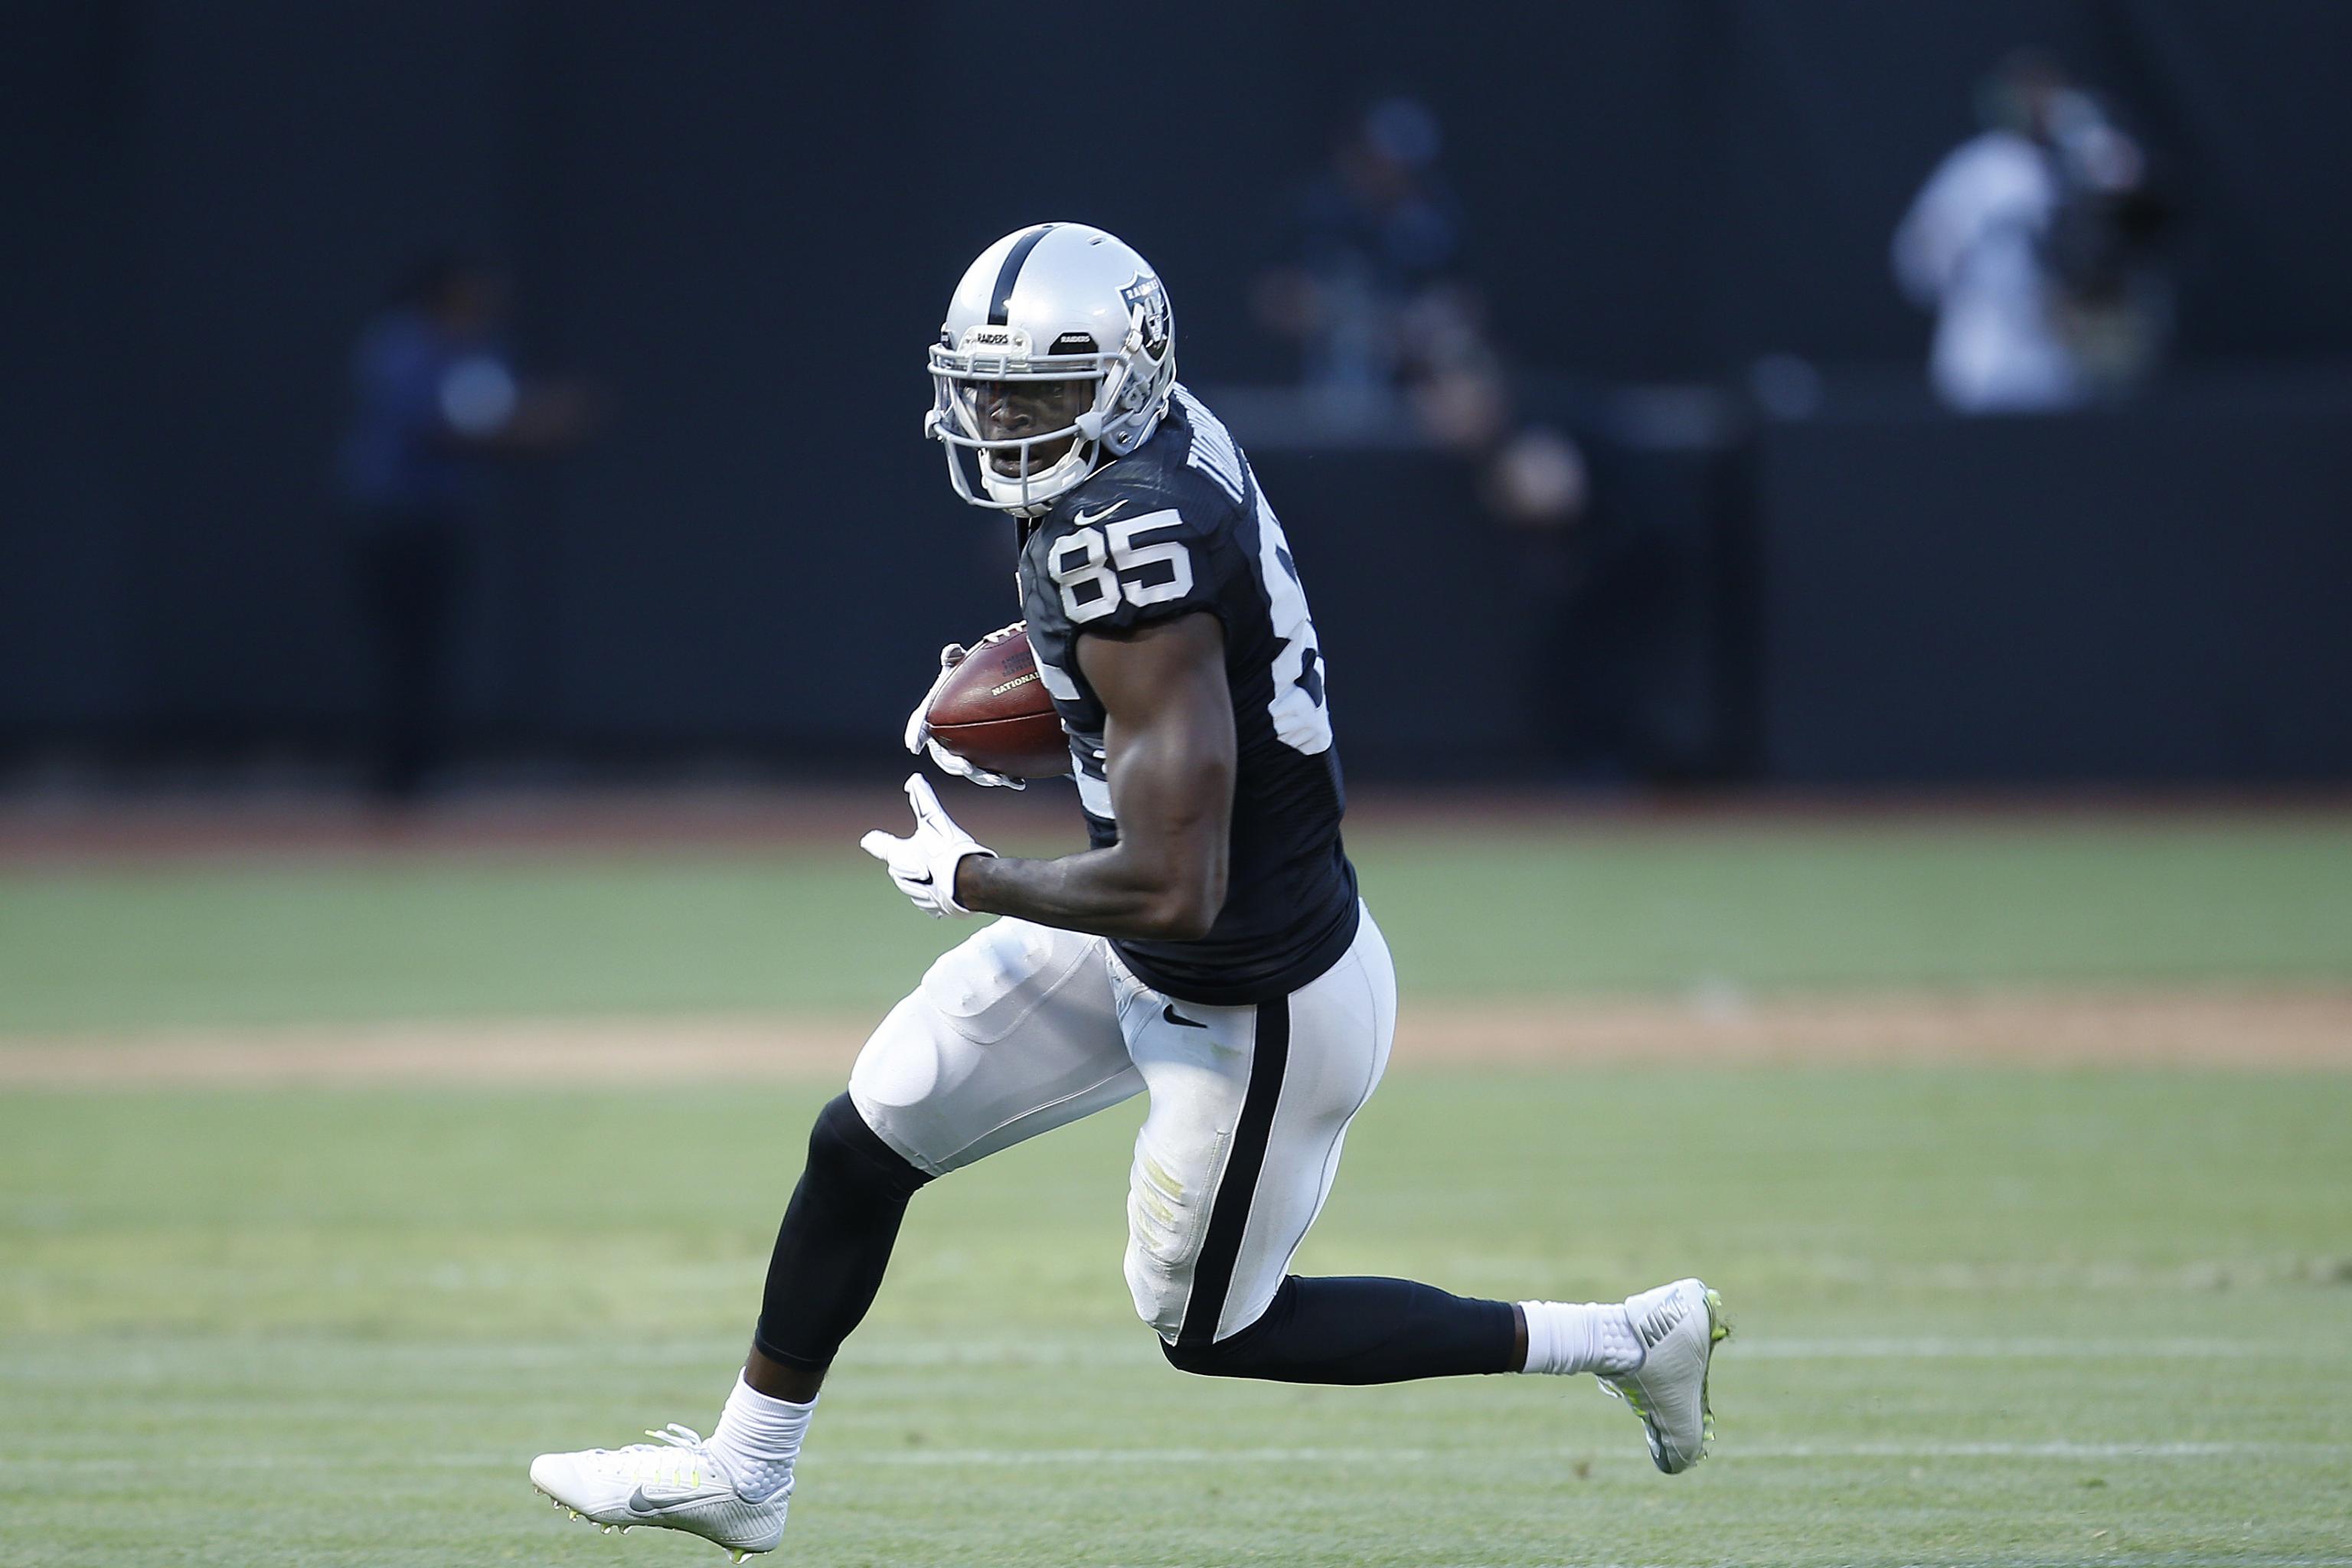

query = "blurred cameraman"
[[1893, 51, 2172, 413]]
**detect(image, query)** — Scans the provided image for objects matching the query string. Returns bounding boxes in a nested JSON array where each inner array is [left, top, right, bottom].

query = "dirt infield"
[[8, 786, 2348, 867], [4, 988, 2345, 1088]]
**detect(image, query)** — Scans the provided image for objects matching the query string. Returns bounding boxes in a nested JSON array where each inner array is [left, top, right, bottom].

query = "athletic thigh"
[[1118, 904, 1397, 1344], [849, 918, 1142, 1178]]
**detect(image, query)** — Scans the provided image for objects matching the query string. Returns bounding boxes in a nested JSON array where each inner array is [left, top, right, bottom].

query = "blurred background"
[[8, 0, 2350, 802], [5, 8, 2351, 1566]]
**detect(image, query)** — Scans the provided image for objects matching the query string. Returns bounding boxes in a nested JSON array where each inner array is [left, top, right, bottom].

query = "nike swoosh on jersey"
[[1161, 1004, 1207, 1029], [1072, 499, 1129, 527]]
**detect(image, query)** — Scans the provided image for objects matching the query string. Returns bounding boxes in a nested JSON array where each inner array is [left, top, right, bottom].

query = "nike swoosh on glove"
[[860, 774, 997, 918], [904, 633, 1025, 789]]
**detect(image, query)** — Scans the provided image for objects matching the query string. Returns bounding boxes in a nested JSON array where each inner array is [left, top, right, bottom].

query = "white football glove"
[[904, 631, 1026, 789], [860, 774, 998, 919]]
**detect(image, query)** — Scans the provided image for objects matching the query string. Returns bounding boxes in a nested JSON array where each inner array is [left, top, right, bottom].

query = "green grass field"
[[6, 815, 2350, 1033], [4, 812, 2349, 1566]]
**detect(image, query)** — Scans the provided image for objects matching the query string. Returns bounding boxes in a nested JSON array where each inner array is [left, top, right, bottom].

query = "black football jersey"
[[1016, 385, 1359, 1004]]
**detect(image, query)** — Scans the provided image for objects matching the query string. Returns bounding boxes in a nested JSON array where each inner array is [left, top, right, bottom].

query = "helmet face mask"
[[925, 224, 1176, 513], [956, 370, 1099, 475], [967, 378, 1092, 452]]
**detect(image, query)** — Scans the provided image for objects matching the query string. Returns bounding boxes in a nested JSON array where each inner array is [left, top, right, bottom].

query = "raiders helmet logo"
[[1119, 273, 1171, 355]]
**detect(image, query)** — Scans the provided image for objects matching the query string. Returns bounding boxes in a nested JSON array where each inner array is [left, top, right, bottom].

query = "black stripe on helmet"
[[988, 224, 1057, 327], [1174, 997, 1292, 1349]]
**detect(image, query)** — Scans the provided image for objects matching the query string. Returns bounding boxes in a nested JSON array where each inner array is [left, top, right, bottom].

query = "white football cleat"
[[1598, 1277, 1730, 1473], [530, 1423, 787, 1561]]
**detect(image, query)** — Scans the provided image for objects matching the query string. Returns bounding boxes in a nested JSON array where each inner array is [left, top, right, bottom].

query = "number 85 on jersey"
[[1049, 510, 1195, 622]]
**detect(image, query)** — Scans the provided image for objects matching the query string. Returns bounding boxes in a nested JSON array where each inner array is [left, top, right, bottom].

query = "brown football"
[[925, 624, 1070, 779]]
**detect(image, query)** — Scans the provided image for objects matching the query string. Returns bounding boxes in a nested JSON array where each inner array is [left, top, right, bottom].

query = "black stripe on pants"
[[1174, 998, 1291, 1350], [1165, 998, 1519, 1383]]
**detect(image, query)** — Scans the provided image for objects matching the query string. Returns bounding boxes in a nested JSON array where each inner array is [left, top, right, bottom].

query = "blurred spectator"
[[1257, 96, 1586, 528], [333, 255, 598, 801], [1257, 96, 1465, 409], [1261, 96, 1642, 769], [1893, 51, 2171, 413]]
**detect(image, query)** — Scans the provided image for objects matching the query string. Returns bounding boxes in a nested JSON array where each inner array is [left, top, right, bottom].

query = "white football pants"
[[848, 903, 1395, 1345]]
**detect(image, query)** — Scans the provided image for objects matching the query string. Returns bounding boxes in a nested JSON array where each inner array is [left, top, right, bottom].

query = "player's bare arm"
[[956, 614, 1233, 940]]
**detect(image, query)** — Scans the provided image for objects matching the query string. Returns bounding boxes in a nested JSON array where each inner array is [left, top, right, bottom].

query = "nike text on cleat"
[[529, 1423, 788, 1557], [1597, 1277, 1730, 1474]]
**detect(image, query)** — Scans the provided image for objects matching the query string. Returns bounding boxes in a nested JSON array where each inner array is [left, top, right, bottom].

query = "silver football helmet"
[[926, 223, 1177, 512]]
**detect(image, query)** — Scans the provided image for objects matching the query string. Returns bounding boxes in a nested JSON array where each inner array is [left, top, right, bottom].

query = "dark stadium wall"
[[6, 0, 2352, 782], [1753, 375, 2352, 783]]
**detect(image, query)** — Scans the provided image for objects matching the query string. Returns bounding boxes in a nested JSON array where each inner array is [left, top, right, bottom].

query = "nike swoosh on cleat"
[[1635, 1302, 1684, 1347], [1162, 1004, 1207, 1028], [628, 1485, 710, 1516]]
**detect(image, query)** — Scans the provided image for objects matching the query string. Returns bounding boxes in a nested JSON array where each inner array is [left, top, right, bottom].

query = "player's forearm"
[[956, 843, 1223, 942], [960, 690, 1233, 940], [937, 614, 1233, 942]]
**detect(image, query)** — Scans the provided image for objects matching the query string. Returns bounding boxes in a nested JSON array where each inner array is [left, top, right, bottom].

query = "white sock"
[[1518, 1300, 1644, 1376], [706, 1374, 815, 1503]]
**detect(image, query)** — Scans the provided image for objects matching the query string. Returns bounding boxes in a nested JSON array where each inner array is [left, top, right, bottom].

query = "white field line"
[[808, 1336, 2337, 1366], [1095, 1560, 2352, 1568], [6, 1441, 2347, 1474], [730, 1333, 2341, 1366], [1124, 1560, 2352, 1568], [1, 1338, 2337, 1384], [807, 1440, 2350, 1467], [2, 1334, 2341, 1383], [6, 985, 2350, 1087], [1117, 1561, 2352, 1568], [1730, 1337, 2318, 1361]]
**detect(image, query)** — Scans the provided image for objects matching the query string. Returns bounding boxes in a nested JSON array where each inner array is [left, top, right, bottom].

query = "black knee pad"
[[804, 1092, 930, 1203], [1159, 1278, 1297, 1380], [1161, 1334, 1241, 1377]]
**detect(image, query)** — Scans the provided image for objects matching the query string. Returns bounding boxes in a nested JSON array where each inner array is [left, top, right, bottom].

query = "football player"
[[530, 224, 1726, 1560]]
